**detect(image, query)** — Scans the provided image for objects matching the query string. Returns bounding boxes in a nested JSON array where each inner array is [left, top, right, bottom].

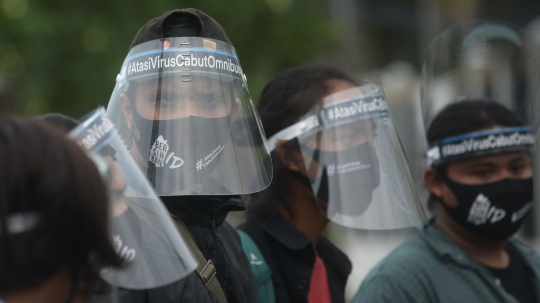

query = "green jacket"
[[352, 221, 540, 303]]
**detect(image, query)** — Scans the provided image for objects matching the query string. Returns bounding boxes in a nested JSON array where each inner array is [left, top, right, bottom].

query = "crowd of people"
[[1, 8, 540, 303]]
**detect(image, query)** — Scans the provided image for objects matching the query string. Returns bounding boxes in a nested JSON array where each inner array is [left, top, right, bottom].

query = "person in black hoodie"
[[95, 8, 273, 303]]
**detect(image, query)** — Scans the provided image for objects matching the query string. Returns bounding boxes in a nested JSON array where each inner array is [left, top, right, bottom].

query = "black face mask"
[[439, 175, 533, 240], [291, 142, 381, 216], [131, 108, 231, 194]]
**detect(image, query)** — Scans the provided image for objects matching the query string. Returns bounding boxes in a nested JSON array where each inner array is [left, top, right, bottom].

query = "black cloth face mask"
[[439, 174, 533, 240], [131, 107, 231, 194], [291, 142, 381, 216]]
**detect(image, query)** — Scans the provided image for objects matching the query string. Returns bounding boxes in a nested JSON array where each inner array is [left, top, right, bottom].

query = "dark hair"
[[426, 100, 525, 209], [163, 13, 202, 38], [0, 119, 122, 292], [247, 64, 357, 220], [35, 113, 79, 133]]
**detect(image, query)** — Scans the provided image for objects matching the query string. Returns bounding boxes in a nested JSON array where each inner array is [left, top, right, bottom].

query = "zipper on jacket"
[[206, 199, 244, 301]]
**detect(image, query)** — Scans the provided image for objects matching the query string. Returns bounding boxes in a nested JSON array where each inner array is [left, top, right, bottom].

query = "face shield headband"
[[427, 126, 535, 167], [267, 86, 388, 152], [116, 38, 246, 93]]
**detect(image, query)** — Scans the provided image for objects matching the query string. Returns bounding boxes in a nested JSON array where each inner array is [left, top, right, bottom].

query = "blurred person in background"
[[353, 21, 540, 303], [0, 118, 123, 303], [102, 8, 273, 303], [237, 64, 425, 303]]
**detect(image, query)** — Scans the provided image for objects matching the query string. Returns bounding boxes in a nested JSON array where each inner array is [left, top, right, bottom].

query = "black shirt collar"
[[258, 213, 312, 250]]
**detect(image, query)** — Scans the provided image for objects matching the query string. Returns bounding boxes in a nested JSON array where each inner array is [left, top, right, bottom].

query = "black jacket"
[[237, 213, 352, 303], [93, 196, 259, 303]]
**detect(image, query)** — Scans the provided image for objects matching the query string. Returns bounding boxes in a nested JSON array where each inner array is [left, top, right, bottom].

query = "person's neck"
[[434, 206, 510, 269], [278, 174, 329, 247]]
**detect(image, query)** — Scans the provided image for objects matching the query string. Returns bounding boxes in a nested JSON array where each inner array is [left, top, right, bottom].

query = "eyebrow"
[[509, 154, 528, 164], [467, 153, 529, 168], [467, 161, 496, 169]]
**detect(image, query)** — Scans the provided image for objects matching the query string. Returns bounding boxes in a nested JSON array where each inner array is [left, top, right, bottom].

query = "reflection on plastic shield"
[[421, 21, 536, 129], [107, 37, 272, 196], [69, 108, 197, 289], [275, 84, 427, 229], [421, 20, 540, 166]]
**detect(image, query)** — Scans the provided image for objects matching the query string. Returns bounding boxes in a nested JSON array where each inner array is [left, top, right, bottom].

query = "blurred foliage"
[[0, 0, 340, 118]]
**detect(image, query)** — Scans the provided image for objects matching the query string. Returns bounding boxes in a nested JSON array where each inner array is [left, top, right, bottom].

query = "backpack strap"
[[237, 230, 276, 303], [172, 215, 228, 303]]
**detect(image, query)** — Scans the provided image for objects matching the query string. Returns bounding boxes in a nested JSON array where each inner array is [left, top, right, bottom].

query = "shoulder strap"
[[237, 230, 276, 303], [172, 216, 228, 303]]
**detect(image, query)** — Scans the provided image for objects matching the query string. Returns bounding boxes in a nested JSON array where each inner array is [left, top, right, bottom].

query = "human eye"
[[471, 169, 493, 179], [194, 93, 218, 106], [510, 164, 526, 175]]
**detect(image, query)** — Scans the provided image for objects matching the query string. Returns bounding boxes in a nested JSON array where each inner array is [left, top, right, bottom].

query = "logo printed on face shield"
[[196, 144, 225, 171], [324, 96, 387, 123], [126, 53, 243, 80], [150, 135, 184, 169], [467, 193, 506, 225], [80, 118, 115, 150], [113, 235, 136, 262]]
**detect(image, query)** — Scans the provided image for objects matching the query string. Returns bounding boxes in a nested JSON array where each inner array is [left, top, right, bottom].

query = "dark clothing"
[[129, 8, 232, 50], [486, 244, 537, 303], [237, 213, 352, 303], [94, 195, 259, 303], [353, 219, 540, 303]]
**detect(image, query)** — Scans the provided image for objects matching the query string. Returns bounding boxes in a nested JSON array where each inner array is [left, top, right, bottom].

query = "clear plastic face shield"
[[268, 84, 426, 229], [69, 108, 197, 289], [421, 21, 540, 166], [107, 37, 272, 196]]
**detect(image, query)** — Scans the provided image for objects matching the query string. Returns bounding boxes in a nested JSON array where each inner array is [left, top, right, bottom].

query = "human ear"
[[274, 140, 305, 174], [119, 93, 133, 130], [424, 167, 445, 200], [232, 98, 241, 116]]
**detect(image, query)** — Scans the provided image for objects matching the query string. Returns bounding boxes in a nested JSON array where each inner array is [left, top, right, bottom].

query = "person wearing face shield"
[[236, 65, 426, 303], [34, 111, 199, 296], [353, 21, 540, 303], [0, 118, 123, 303], [103, 8, 273, 303]]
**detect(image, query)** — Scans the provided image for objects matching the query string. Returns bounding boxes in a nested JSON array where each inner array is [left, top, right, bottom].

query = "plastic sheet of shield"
[[69, 108, 197, 289], [271, 84, 427, 230], [106, 37, 272, 196], [421, 20, 540, 129], [421, 20, 540, 166]]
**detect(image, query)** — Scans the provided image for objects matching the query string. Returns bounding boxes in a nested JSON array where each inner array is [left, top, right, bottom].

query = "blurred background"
[[2, 0, 540, 301]]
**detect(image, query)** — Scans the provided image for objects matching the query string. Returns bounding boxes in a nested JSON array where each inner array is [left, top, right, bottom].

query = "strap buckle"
[[198, 259, 217, 286]]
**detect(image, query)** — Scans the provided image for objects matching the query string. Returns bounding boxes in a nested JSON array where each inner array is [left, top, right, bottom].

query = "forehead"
[[449, 150, 530, 167], [134, 76, 235, 92], [322, 84, 362, 107]]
